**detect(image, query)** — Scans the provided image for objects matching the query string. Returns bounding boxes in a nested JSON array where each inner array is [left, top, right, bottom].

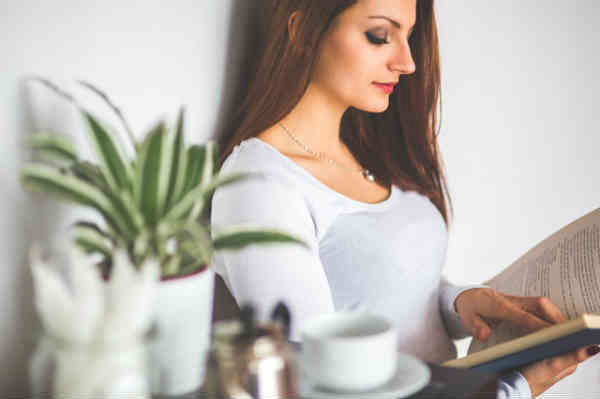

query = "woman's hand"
[[519, 345, 599, 397], [454, 288, 599, 397], [454, 288, 564, 340]]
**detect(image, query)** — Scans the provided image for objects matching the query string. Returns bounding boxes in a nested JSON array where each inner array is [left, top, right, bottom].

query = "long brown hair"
[[217, 0, 452, 227]]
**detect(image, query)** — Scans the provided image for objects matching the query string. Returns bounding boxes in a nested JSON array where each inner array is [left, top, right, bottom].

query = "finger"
[[489, 296, 552, 333], [505, 295, 566, 324], [552, 364, 578, 382], [546, 346, 591, 374], [586, 345, 600, 359], [583, 345, 600, 362], [470, 314, 491, 341], [486, 317, 502, 329], [545, 353, 578, 375], [537, 297, 567, 323]]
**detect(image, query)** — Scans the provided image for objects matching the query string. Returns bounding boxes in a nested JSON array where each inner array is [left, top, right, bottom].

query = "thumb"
[[471, 314, 492, 341]]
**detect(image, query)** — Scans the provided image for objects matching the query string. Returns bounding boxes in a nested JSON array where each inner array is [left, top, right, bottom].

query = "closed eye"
[[366, 32, 389, 45]]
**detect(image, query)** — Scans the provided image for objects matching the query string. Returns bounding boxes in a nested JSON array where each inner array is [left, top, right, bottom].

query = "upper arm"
[[210, 172, 335, 342]]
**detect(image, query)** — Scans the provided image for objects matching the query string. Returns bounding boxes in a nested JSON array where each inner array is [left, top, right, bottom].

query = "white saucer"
[[297, 352, 431, 399]]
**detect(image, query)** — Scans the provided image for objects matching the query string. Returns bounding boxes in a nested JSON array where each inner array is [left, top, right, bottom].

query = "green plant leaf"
[[182, 145, 206, 194], [211, 226, 308, 251], [164, 107, 186, 213], [83, 111, 133, 192], [70, 161, 110, 191], [180, 223, 213, 266], [156, 219, 184, 239], [76, 80, 137, 153], [162, 254, 182, 277], [156, 128, 175, 218], [199, 140, 218, 189], [72, 221, 113, 238], [27, 76, 79, 106], [107, 189, 145, 236], [177, 261, 206, 276], [186, 197, 206, 222], [70, 161, 142, 238], [20, 163, 130, 234], [166, 172, 253, 221], [21, 163, 109, 208], [177, 252, 205, 273], [132, 229, 151, 266], [25, 132, 78, 164], [182, 140, 219, 222], [168, 147, 189, 211], [71, 221, 114, 257], [134, 120, 172, 225]]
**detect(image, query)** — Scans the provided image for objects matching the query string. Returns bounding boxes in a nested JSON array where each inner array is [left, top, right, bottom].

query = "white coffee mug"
[[300, 311, 398, 392]]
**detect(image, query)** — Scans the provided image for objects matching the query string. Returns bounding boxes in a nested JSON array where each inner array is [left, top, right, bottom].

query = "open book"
[[443, 208, 600, 372]]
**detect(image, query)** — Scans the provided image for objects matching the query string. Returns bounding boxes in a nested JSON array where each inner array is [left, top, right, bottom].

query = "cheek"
[[324, 37, 375, 93]]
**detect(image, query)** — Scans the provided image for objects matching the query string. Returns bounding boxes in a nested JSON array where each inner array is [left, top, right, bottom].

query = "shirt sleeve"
[[497, 371, 533, 399], [439, 276, 489, 339], [439, 279, 534, 398], [210, 171, 335, 343]]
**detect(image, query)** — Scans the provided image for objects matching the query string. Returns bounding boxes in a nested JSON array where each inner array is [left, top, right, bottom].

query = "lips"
[[373, 82, 396, 94]]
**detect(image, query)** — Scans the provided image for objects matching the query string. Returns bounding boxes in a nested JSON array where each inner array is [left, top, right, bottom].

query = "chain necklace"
[[278, 122, 376, 182]]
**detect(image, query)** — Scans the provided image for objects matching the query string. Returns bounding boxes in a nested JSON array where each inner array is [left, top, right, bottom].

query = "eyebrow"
[[368, 15, 415, 31]]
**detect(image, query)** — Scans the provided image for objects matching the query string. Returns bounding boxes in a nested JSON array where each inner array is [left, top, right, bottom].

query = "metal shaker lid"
[[212, 319, 242, 360], [213, 319, 242, 339]]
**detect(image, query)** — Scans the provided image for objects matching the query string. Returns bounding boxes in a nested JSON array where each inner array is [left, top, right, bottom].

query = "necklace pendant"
[[363, 170, 375, 182]]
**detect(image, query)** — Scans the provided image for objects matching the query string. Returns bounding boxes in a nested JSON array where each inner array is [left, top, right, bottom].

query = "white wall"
[[437, 1, 600, 397], [2, 0, 598, 397], [0, 1, 259, 396]]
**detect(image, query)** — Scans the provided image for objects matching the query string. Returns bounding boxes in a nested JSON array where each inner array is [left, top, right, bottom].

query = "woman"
[[210, 1, 598, 397]]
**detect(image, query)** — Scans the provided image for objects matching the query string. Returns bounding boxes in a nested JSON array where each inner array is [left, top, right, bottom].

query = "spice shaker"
[[205, 301, 298, 399]]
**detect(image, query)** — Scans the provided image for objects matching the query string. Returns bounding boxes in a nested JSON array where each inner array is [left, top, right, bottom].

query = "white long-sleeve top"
[[210, 137, 531, 398]]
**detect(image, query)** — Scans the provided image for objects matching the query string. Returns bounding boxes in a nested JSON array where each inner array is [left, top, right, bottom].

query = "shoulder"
[[219, 136, 308, 191], [212, 138, 314, 228], [210, 160, 318, 257]]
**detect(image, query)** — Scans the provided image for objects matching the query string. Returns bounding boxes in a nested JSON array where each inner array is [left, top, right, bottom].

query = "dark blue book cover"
[[472, 326, 600, 373], [443, 315, 600, 371]]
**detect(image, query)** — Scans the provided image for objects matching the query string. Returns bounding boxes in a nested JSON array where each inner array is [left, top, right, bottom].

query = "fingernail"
[[587, 345, 600, 356]]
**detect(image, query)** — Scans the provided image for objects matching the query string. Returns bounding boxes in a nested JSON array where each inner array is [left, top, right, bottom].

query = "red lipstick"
[[373, 82, 395, 94]]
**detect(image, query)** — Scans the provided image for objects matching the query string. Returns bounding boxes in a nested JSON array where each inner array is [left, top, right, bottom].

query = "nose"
[[389, 39, 416, 75]]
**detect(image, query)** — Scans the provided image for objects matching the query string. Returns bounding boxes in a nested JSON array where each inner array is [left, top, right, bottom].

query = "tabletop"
[[154, 362, 499, 399]]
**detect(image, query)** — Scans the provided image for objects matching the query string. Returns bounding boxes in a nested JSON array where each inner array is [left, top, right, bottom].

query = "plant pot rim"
[[160, 265, 210, 282]]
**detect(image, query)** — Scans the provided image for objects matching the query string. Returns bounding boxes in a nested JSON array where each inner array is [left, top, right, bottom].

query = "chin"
[[355, 99, 390, 114]]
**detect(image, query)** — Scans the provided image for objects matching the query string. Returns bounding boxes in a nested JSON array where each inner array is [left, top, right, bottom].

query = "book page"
[[468, 208, 600, 354]]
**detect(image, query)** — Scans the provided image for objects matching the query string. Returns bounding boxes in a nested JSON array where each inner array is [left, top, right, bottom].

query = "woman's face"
[[310, 0, 417, 113]]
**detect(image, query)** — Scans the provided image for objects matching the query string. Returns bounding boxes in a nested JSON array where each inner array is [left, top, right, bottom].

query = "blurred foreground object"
[[20, 77, 307, 395], [205, 302, 298, 399], [29, 242, 159, 398]]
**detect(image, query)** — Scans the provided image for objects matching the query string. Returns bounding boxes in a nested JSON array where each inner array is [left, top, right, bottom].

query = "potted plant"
[[20, 77, 307, 396]]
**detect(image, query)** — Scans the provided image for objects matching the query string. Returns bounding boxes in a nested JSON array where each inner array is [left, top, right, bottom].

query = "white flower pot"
[[150, 267, 215, 396]]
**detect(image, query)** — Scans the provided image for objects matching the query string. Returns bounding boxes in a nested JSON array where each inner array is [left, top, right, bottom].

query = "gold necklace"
[[278, 122, 376, 182]]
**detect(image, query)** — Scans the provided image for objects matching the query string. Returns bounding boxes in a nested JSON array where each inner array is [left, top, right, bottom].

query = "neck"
[[278, 83, 349, 156]]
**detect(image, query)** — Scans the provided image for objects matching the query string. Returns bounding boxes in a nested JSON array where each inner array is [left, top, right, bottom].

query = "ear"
[[287, 10, 303, 45]]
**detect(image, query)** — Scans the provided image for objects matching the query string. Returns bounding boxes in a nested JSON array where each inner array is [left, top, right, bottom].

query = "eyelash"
[[365, 31, 415, 46], [366, 32, 389, 45]]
